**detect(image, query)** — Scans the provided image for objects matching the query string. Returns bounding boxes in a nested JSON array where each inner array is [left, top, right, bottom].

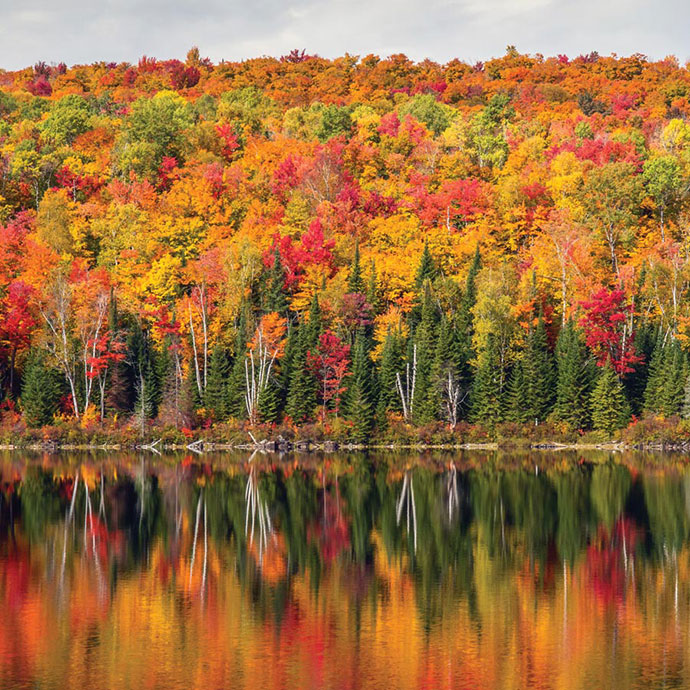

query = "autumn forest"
[[1, 47, 690, 445]]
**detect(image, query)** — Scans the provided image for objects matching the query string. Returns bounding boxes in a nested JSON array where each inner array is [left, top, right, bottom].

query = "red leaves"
[[579, 288, 642, 375], [265, 219, 335, 289], [307, 330, 351, 417], [170, 63, 200, 89], [54, 166, 104, 199], [86, 331, 125, 379], [0, 281, 36, 356], [215, 123, 239, 160]]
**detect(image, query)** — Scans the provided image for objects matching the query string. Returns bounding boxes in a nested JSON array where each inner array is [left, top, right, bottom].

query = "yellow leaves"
[[36, 188, 77, 256], [249, 311, 287, 358], [368, 211, 419, 251], [141, 253, 184, 301], [290, 262, 331, 312], [372, 306, 409, 361], [546, 151, 584, 217]]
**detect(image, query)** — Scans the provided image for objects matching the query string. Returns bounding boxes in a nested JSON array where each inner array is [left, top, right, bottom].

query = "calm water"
[[1, 450, 690, 689]]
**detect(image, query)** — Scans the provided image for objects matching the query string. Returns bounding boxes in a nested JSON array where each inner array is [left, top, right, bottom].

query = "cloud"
[[0, 0, 688, 71]]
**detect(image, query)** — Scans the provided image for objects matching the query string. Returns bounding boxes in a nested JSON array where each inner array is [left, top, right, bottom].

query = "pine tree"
[[659, 339, 686, 417], [204, 346, 230, 419], [555, 321, 592, 429], [345, 329, 374, 442], [376, 327, 404, 424], [258, 376, 282, 424], [455, 246, 481, 400], [266, 247, 288, 315], [286, 299, 321, 422], [625, 323, 655, 417], [366, 260, 381, 316], [226, 306, 251, 420], [681, 373, 690, 420], [425, 315, 456, 424], [21, 349, 62, 427], [348, 241, 365, 294], [643, 334, 665, 414], [523, 313, 555, 423], [590, 363, 630, 435], [415, 242, 438, 289], [127, 323, 161, 423], [412, 285, 439, 424], [505, 359, 529, 423], [471, 334, 505, 426]]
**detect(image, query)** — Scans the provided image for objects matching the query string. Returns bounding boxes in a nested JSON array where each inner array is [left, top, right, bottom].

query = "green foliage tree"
[[555, 321, 592, 429], [590, 363, 630, 435], [21, 349, 62, 427]]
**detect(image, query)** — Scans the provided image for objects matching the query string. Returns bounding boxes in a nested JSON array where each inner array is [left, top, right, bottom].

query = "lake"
[[1, 449, 689, 689]]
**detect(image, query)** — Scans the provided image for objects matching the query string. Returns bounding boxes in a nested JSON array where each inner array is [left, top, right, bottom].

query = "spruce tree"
[[258, 376, 282, 424], [226, 306, 251, 420], [415, 242, 438, 289], [643, 334, 665, 414], [590, 364, 630, 435], [21, 350, 62, 427], [127, 323, 161, 422], [470, 334, 505, 426], [286, 296, 321, 422], [625, 323, 655, 417], [376, 327, 404, 424], [425, 315, 457, 425], [366, 260, 381, 316], [681, 373, 690, 420], [345, 328, 375, 442], [505, 359, 529, 424], [659, 339, 686, 417], [555, 321, 592, 429], [411, 285, 439, 424], [455, 246, 481, 400], [266, 247, 288, 315], [348, 241, 365, 294], [523, 313, 555, 423], [204, 346, 230, 419]]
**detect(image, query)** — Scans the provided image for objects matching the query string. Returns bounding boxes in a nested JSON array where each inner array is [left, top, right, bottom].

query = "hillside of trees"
[[1, 47, 690, 444]]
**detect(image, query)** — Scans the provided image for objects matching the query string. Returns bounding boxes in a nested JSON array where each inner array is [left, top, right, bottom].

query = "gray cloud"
[[0, 0, 687, 70]]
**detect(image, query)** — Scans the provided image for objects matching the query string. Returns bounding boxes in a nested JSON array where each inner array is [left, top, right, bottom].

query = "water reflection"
[[1, 451, 690, 689]]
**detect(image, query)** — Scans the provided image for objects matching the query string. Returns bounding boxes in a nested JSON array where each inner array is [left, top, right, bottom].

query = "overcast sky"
[[0, 0, 687, 70]]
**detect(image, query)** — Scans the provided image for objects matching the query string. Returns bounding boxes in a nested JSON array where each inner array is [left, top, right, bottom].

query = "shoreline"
[[2, 439, 689, 453]]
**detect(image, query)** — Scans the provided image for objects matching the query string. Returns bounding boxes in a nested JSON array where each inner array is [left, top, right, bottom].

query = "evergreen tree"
[[643, 334, 665, 414], [286, 296, 321, 422], [348, 241, 365, 294], [415, 242, 438, 289], [681, 373, 690, 420], [425, 315, 457, 424], [555, 321, 592, 429], [345, 328, 374, 442], [471, 334, 505, 426], [366, 260, 381, 316], [590, 363, 630, 435], [265, 247, 288, 315], [412, 285, 439, 424], [455, 246, 481, 398], [659, 339, 686, 417], [21, 349, 62, 427], [505, 359, 529, 423], [226, 305, 251, 419], [127, 322, 161, 423], [204, 346, 230, 419], [523, 313, 555, 423], [625, 323, 655, 416], [376, 327, 404, 424], [258, 376, 282, 424]]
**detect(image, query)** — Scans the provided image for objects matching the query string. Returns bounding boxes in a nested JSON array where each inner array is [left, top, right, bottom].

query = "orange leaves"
[[249, 312, 287, 359]]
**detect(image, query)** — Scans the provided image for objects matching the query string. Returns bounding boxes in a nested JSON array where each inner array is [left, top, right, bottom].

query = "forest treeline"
[[1, 47, 690, 443]]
